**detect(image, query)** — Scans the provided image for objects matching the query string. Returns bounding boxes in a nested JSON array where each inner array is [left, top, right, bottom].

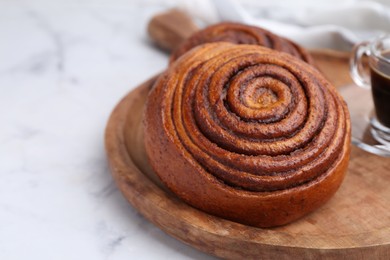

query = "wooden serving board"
[[106, 9, 390, 259], [105, 51, 390, 259]]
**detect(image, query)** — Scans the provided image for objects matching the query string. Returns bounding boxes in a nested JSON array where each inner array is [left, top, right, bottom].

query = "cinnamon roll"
[[170, 22, 316, 66], [144, 43, 350, 228]]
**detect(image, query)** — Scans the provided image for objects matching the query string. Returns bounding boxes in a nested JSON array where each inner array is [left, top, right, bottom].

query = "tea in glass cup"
[[350, 35, 390, 145]]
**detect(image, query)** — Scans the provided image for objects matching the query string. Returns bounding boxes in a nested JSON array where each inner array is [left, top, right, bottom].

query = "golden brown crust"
[[170, 22, 316, 66], [144, 43, 350, 228]]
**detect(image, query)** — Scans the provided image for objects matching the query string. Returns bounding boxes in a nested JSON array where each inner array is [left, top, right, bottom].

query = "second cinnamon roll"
[[170, 22, 316, 66]]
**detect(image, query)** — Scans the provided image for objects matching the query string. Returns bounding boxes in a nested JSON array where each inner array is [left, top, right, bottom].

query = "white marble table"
[[0, 0, 215, 259]]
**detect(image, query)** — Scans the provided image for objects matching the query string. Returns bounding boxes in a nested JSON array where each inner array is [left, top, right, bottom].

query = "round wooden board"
[[105, 52, 390, 259]]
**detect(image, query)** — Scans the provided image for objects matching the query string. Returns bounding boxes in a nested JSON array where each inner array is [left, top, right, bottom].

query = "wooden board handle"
[[147, 9, 199, 52]]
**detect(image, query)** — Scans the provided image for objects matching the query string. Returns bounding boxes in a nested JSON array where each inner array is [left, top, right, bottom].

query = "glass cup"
[[350, 35, 390, 146]]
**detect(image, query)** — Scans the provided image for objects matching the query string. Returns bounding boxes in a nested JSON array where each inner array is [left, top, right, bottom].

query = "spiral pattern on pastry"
[[144, 43, 350, 227], [170, 22, 316, 66]]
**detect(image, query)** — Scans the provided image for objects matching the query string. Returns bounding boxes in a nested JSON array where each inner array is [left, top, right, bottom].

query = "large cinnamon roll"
[[170, 22, 316, 66], [144, 43, 350, 228]]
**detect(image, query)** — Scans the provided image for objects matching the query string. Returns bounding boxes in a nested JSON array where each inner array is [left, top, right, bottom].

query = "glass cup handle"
[[350, 42, 371, 89]]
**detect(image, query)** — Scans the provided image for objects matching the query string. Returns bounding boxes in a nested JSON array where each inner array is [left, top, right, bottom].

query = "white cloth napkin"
[[177, 0, 390, 51]]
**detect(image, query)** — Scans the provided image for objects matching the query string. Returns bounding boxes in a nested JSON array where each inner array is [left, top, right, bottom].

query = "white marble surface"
[[0, 0, 216, 259]]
